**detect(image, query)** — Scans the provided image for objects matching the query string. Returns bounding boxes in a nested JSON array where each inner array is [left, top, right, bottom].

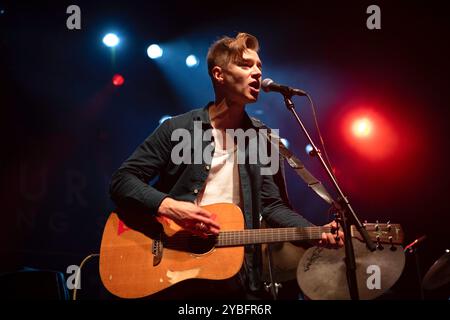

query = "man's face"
[[221, 49, 262, 105]]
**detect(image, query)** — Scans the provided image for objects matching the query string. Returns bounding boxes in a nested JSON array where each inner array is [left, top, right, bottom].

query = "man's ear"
[[211, 66, 224, 84]]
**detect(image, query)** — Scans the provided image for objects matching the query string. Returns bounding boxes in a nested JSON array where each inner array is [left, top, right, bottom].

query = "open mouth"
[[249, 81, 260, 91]]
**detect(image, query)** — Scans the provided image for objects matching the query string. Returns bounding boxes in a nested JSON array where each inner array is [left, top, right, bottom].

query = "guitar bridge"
[[152, 236, 163, 266]]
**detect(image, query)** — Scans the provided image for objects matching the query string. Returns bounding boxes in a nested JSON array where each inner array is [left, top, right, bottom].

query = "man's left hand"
[[318, 221, 344, 249]]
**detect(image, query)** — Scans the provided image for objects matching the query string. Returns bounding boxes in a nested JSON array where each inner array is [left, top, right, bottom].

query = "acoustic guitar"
[[99, 202, 403, 298]]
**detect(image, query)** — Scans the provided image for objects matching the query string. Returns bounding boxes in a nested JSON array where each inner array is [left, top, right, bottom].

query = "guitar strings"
[[159, 227, 334, 249]]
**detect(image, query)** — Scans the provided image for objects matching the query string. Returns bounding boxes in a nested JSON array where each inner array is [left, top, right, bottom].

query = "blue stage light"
[[186, 54, 199, 68], [147, 44, 163, 59], [103, 33, 120, 47]]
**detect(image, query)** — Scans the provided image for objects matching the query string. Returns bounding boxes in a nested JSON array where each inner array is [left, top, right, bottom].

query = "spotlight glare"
[[159, 115, 172, 124], [352, 118, 373, 138], [112, 74, 124, 86], [103, 33, 120, 47], [305, 144, 313, 154], [186, 54, 199, 67], [280, 138, 289, 148], [147, 44, 163, 59]]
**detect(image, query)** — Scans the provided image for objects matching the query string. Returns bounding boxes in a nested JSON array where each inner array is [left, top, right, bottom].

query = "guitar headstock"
[[351, 222, 404, 245]]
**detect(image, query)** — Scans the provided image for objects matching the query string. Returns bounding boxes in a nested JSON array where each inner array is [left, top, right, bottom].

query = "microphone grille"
[[261, 78, 273, 92]]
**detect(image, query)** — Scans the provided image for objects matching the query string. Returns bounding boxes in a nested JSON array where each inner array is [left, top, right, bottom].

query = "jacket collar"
[[194, 101, 265, 130]]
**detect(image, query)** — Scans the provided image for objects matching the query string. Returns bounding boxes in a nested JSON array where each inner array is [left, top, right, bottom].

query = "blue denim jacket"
[[109, 102, 312, 291]]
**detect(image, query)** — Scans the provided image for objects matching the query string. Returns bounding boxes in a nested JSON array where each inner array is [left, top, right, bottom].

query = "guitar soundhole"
[[188, 235, 217, 254], [164, 232, 217, 254]]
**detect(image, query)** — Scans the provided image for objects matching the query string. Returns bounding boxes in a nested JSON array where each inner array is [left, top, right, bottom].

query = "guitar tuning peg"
[[376, 235, 384, 250], [375, 220, 379, 231], [389, 236, 397, 251]]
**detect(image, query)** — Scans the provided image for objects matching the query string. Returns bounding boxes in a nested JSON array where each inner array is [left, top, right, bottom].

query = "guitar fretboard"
[[216, 226, 332, 247]]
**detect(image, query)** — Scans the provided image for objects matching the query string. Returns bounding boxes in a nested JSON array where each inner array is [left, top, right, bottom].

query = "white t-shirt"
[[194, 128, 242, 208]]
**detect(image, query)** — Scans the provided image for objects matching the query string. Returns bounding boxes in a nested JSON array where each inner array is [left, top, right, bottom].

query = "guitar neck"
[[216, 226, 332, 247]]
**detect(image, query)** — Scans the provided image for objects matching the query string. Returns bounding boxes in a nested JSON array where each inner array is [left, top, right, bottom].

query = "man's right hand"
[[157, 197, 220, 237]]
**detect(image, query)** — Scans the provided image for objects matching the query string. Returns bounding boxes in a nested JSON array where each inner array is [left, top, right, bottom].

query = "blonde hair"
[[207, 32, 259, 78]]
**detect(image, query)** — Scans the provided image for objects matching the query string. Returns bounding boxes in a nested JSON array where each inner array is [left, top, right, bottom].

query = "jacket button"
[[194, 189, 199, 194]]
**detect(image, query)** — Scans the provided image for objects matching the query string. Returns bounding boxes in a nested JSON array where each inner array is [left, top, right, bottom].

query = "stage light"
[[341, 108, 398, 161], [112, 74, 124, 86], [280, 138, 289, 148], [159, 115, 172, 124], [103, 33, 120, 47], [186, 54, 199, 68], [147, 44, 163, 59], [305, 144, 313, 155], [352, 117, 373, 138]]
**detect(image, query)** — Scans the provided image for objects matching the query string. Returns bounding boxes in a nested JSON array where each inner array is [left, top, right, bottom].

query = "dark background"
[[1, 0, 449, 299]]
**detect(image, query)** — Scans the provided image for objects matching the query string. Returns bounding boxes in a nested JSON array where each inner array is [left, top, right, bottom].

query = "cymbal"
[[423, 251, 450, 290], [297, 239, 405, 300]]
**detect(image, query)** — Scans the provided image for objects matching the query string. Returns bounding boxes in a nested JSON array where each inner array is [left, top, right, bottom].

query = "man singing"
[[109, 32, 343, 299]]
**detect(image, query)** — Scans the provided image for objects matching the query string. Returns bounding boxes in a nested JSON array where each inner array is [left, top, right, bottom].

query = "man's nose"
[[251, 66, 262, 79]]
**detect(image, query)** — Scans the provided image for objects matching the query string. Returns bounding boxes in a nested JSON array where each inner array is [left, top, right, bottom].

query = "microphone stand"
[[281, 94, 377, 300], [404, 235, 427, 299]]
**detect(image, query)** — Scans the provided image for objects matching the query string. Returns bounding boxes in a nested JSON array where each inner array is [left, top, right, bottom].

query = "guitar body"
[[99, 203, 245, 299]]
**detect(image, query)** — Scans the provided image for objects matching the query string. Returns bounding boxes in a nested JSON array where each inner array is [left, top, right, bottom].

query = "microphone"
[[261, 78, 307, 96]]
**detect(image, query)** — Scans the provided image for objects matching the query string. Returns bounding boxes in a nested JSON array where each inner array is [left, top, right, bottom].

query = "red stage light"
[[352, 117, 373, 138], [341, 108, 397, 161], [112, 74, 124, 86]]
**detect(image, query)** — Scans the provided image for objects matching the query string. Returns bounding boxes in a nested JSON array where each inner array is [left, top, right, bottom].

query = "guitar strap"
[[251, 117, 335, 205]]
